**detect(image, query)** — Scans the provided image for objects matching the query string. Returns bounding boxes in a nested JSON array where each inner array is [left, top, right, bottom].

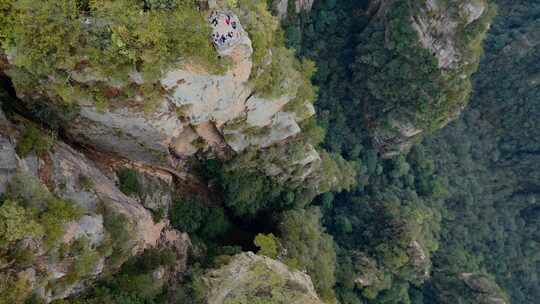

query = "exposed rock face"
[[157, 229, 191, 276], [203, 252, 324, 304], [0, 105, 186, 302], [459, 273, 509, 304], [65, 102, 183, 166], [0, 109, 18, 193], [49, 142, 165, 250], [2, 10, 319, 181], [411, 0, 488, 69], [351, 252, 381, 288], [407, 240, 430, 280], [366, 0, 493, 157], [373, 117, 424, 158], [274, 0, 315, 19], [133, 171, 174, 216]]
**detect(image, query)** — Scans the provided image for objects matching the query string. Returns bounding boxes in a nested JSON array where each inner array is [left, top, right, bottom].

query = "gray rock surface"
[[203, 252, 324, 304], [369, 0, 493, 157], [3, 9, 320, 181], [411, 0, 488, 69], [69, 102, 183, 165], [274, 0, 315, 19], [0, 105, 179, 302]]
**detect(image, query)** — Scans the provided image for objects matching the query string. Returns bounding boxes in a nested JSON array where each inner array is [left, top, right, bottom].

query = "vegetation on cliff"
[[1, 0, 538, 304], [0, 0, 222, 110]]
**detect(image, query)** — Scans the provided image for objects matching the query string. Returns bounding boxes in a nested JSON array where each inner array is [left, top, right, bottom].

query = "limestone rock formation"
[[459, 273, 509, 304], [0, 105, 186, 302], [202, 252, 325, 304], [273, 0, 315, 19], [365, 0, 494, 157], [1, 8, 319, 182], [411, 0, 488, 69]]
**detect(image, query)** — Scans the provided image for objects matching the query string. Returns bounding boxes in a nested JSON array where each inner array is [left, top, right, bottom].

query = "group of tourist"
[[209, 11, 240, 48]]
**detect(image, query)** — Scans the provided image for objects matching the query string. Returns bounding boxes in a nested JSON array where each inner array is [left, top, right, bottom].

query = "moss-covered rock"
[[0, 104, 171, 303], [355, 0, 496, 157], [202, 252, 325, 304], [0, 0, 324, 185]]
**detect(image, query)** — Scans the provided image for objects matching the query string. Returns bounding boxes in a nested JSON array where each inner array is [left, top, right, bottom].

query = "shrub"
[[0, 200, 44, 247], [103, 210, 133, 267], [279, 207, 338, 303], [169, 198, 205, 234], [254, 233, 279, 259], [15, 124, 54, 158], [68, 247, 178, 303], [111, 273, 163, 301], [169, 197, 231, 240], [9, 245, 37, 267], [230, 0, 311, 98], [65, 237, 101, 284], [6, 172, 51, 210], [3, 173, 82, 248], [1, 0, 223, 111], [40, 198, 83, 247], [198, 207, 231, 240], [117, 168, 141, 197], [0, 273, 31, 304], [122, 248, 176, 274], [78, 174, 94, 191]]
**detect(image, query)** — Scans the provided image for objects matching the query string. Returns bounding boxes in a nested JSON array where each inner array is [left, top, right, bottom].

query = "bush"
[[279, 207, 338, 303], [103, 210, 133, 267], [169, 197, 231, 240], [121, 248, 176, 274], [65, 247, 178, 303], [15, 124, 54, 158], [1, 0, 223, 110], [169, 198, 205, 234], [64, 237, 101, 284], [6, 172, 51, 210], [40, 197, 83, 247], [254, 233, 279, 259], [117, 168, 141, 197], [0, 273, 32, 304], [230, 0, 311, 98], [78, 174, 94, 191], [0, 200, 44, 247], [199, 207, 231, 240]]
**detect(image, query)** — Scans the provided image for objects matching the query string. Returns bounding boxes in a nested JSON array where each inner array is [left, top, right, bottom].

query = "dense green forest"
[[0, 0, 538, 303], [280, 0, 539, 303]]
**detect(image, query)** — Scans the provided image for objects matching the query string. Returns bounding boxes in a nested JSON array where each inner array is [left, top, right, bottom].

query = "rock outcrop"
[[1, 8, 319, 183], [364, 0, 494, 157], [273, 0, 315, 20], [411, 0, 488, 70], [459, 273, 509, 304], [0, 104, 186, 302], [202, 252, 324, 304]]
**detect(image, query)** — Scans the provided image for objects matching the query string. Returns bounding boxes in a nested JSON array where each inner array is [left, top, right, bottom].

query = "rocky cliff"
[[0, 0, 320, 183], [0, 102, 189, 302], [202, 252, 324, 304], [359, 0, 495, 157], [273, 0, 315, 19], [0, 1, 332, 302]]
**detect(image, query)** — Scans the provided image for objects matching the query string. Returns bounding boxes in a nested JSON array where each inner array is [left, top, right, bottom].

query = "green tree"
[[254, 233, 279, 259], [279, 207, 337, 303], [0, 200, 43, 247]]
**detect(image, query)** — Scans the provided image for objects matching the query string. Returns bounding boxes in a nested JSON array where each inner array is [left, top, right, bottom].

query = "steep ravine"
[[0, 0, 504, 303]]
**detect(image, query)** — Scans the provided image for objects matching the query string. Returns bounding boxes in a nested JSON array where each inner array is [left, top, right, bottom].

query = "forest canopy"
[[1, 0, 537, 304]]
